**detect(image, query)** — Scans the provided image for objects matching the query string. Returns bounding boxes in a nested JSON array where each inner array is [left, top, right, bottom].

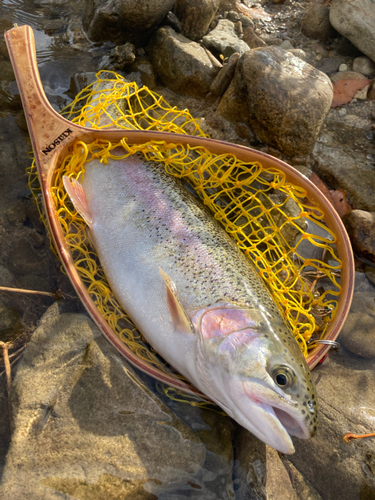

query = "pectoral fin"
[[63, 175, 93, 227], [159, 268, 194, 335]]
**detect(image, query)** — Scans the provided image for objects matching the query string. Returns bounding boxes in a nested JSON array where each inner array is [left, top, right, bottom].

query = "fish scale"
[[64, 149, 318, 454]]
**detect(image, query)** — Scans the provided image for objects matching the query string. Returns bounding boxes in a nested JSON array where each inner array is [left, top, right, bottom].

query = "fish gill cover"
[[27, 71, 341, 403]]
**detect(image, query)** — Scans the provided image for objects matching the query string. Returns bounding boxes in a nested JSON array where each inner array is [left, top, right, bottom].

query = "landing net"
[[27, 71, 342, 385]]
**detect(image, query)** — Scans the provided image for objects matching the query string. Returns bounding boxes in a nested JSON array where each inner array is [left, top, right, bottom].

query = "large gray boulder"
[[330, 0, 375, 63], [0, 304, 206, 499], [83, 0, 175, 45], [217, 46, 333, 157], [149, 26, 221, 97]]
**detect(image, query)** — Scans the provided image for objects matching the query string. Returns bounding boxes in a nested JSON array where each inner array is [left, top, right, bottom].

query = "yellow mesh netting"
[[28, 71, 342, 382]]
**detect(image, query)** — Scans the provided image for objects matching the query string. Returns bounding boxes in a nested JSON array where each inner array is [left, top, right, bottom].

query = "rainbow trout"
[[63, 151, 318, 454]]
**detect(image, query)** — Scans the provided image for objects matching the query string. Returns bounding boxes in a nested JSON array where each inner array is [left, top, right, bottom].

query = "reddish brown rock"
[[342, 210, 375, 263]]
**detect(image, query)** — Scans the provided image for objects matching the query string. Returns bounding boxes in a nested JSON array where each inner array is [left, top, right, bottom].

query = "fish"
[[63, 149, 318, 454]]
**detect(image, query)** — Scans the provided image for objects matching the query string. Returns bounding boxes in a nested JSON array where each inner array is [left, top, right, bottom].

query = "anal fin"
[[159, 268, 194, 335]]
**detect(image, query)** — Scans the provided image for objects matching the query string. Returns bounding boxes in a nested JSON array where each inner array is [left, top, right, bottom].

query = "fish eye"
[[271, 365, 295, 389]]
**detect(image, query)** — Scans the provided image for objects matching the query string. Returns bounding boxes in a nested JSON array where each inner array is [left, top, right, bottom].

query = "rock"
[[342, 210, 375, 263], [7, 239, 50, 277], [301, 1, 335, 41], [289, 354, 375, 500], [67, 72, 97, 99], [353, 56, 375, 77], [339, 63, 348, 72], [0, 266, 15, 287], [173, 0, 220, 41], [149, 26, 221, 98], [210, 52, 240, 96], [369, 81, 375, 101], [354, 83, 370, 100], [330, 70, 369, 83], [0, 300, 22, 342], [261, 33, 283, 46], [218, 0, 240, 13], [280, 40, 294, 51], [339, 292, 375, 358], [226, 10, 254, 29], [82, 0, 175, 46], [311, 41, 329, 57], [242, 26, 267, 49], [330, 0, 375, 64], [335, 36, 363, 58], [202, 19, 250, 59], [283, 461, 323, 500], [172, 404, 236, 498], [98, 43, 136, 71], [288, 48, 309, 62], [233, 426, 298, 499], [131, 59, 158, 89], [318, 55, 347, 76], [164, 11, 182, 33], [0, 305, 206, 499], [216, 47, 334, 157], [365, 265, 375, 286], [313, 144, 375, 211]]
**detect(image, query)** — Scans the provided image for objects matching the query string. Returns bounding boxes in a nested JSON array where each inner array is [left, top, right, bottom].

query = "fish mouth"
[[241, 380, 312, 453]]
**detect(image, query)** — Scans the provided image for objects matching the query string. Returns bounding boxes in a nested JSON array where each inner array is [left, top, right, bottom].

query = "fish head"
[[193, 305, 318, 454]]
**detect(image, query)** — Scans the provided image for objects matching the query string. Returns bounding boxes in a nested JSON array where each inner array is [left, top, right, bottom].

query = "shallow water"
[[1, 2, 375, 499]]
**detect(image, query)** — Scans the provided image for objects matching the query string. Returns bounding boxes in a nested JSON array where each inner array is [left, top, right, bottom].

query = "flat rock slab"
[[330, 0, 375, 64], [0, 304, 206, 499], [217, 46, 333, 157]]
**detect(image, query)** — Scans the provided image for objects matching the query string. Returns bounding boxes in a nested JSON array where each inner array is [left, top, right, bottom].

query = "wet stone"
[[0, 305, 206, 499], [339, 292, 375, 359], [202, 19, 250, 59]]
